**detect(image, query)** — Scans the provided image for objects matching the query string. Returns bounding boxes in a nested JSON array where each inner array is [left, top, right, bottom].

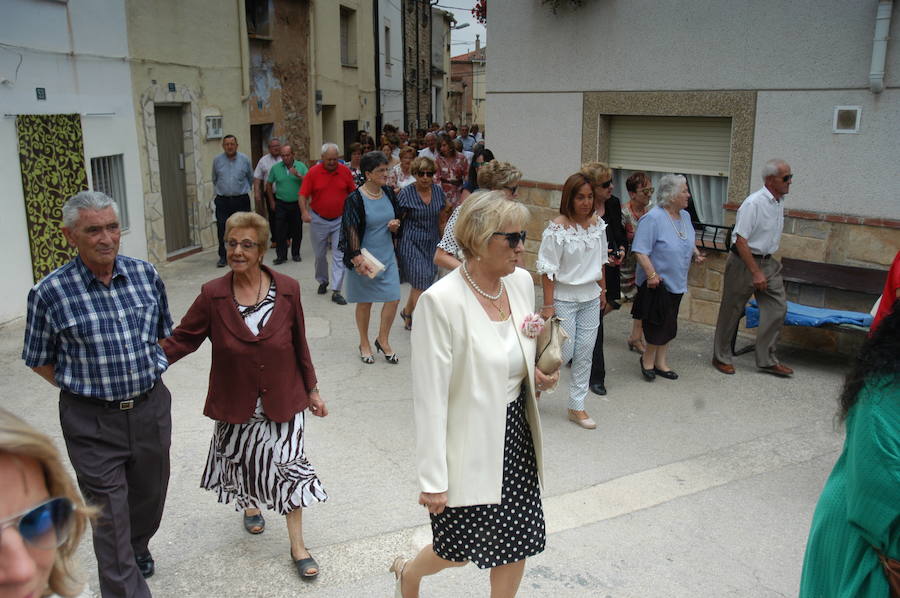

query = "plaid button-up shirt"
[[23, 255, 173, 401]]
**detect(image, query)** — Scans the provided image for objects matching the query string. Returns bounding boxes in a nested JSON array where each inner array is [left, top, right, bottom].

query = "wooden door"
[[154, 106, 191, 253]]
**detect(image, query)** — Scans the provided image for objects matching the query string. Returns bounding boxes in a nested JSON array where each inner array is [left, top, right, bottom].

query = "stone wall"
[[402, 0, 432, 130], [518, 180, 899, 354]]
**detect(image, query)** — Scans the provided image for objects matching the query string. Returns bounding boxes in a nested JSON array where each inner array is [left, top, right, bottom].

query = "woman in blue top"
[[339, 152, 402, 364], [630, 174, 705, 381]]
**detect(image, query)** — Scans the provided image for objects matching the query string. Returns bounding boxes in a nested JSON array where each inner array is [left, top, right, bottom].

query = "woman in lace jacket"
[[537, 172, 608, 430]]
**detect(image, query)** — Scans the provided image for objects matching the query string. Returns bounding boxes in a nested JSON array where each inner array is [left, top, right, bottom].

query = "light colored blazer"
[[411, 266, 543, 507]]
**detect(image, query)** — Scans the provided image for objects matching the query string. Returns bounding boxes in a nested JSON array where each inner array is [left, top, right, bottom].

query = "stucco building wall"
[[487, 0, 900, 348], [309, 0, 376, 154], [0, 0, 146, 322], [126, 0, 250, 264]]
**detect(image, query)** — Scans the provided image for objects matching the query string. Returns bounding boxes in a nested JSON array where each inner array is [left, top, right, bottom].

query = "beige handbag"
[[535, 316, 569, 374]]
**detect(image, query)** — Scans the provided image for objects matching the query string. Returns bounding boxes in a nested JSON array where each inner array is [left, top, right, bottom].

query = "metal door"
[[155, 106, 191, 253]]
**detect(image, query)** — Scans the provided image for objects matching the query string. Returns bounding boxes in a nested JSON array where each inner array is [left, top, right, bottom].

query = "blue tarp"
[[745, 299, 873, 329]]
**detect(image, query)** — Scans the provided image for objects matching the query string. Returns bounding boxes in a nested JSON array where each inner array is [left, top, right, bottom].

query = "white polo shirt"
[[253, 153, 282, 182], [731, 186, 785, 255], [418, 147, 437, 161]]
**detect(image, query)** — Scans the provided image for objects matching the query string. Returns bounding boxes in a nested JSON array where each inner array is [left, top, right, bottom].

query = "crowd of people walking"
[[5, 118, 899, 598]]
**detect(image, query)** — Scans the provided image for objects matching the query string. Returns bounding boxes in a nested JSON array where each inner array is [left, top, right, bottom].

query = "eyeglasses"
[[226, 240, 260, 250], [640, 187, 655, 196], [782, 174, 793, 182], [504, 185, 519, 196], [474, 162, 484, 168], [418, 171, 435, 177], [0, 497, 74, 549], [492, 230, 527, 248], [599, 179, 613, 189]]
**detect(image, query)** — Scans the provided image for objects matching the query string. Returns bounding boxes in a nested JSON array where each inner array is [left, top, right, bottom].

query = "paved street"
[[0, 244, 850, 597]]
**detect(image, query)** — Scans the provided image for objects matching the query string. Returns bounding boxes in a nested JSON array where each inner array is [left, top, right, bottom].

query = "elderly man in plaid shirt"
[[23, 191, 174, 598]]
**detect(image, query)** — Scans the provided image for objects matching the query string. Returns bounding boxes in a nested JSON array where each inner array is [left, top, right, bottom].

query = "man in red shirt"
[[300, 143, 357, 305]]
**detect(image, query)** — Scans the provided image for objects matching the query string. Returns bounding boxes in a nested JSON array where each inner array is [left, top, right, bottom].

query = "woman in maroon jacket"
[[162, 212, 328, 582]]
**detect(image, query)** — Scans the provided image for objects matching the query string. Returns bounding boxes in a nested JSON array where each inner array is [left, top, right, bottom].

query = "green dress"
[[799, 376, 900, 598]]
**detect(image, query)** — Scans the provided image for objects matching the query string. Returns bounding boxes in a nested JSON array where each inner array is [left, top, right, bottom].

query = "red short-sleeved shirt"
[[299, 163, 356, 219]]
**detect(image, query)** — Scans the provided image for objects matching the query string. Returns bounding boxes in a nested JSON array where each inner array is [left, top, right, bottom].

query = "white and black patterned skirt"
[[200, 399, 327, 515], [430, 389, 545, 569]]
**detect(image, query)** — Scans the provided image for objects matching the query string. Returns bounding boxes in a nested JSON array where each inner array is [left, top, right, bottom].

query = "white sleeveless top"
[[492, 317, 527, 402]]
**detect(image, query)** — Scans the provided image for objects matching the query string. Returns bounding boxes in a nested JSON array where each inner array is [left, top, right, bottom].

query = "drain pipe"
[[869, 0, 893, 94]]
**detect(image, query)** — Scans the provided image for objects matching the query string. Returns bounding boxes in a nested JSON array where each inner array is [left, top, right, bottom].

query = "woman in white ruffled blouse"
[[537, 172, 608, 430]]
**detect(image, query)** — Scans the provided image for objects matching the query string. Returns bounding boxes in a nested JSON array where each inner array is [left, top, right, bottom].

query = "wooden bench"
[[732, 257, 886, 355]]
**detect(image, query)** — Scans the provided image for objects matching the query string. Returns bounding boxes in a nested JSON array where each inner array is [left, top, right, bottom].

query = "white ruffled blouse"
[[536, 219, 609, 302]]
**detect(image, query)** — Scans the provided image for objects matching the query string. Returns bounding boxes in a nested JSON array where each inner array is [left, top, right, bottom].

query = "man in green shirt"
[[267, 144, 308, 264]]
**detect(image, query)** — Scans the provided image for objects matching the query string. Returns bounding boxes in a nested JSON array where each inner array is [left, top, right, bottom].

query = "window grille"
[[90, 154, 129, 230]]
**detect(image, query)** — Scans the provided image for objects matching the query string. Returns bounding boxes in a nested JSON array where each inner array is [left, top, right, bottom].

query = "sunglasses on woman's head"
[[491, 230, 527, 248], [0, 497, 74, 549]]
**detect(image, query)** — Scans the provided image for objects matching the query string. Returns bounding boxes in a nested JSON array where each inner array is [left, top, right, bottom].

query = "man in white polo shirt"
[[712, 158, 793, 377], [253, 137, 282, 246]]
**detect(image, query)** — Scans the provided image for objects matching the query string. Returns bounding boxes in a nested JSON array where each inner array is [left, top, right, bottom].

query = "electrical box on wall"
[[206, 116, 223, 140]]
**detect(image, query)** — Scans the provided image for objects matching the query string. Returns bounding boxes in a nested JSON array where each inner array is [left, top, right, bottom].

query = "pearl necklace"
[[462, 262, 504, 301]]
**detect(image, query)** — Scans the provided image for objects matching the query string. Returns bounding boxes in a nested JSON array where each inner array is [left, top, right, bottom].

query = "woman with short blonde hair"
[[0, 407, 91, 597], [392, 190, 557, 598]]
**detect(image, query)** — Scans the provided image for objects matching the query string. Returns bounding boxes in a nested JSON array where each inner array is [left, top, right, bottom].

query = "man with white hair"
[[300, 143, 356, 305], [418, 132, 438, 161], [712, 159, 794, 377], [23, 191, 174, 597]]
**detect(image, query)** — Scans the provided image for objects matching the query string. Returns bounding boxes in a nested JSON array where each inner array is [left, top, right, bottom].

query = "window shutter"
[[609, 116, 732, 177]]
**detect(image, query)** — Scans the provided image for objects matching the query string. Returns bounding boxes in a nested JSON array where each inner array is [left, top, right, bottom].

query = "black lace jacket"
[[338, 185, 403, 268]]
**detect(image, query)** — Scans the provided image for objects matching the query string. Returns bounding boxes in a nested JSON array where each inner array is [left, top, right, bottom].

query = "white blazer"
[[411, 266, 544, 507]]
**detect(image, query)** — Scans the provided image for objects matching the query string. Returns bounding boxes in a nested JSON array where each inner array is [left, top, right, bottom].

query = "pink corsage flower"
[[521, 313, 545, 339]]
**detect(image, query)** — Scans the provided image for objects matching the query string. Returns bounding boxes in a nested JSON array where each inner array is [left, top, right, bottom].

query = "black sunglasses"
[[0, 497, 74, 549], [599, 179, 613, 189], [418, 171, 435, 177], [492, 230, 527, 248], [782, 174, 793, 182]]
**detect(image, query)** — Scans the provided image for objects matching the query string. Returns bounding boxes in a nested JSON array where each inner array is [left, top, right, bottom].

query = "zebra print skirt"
[[200, 399, 328, 515]]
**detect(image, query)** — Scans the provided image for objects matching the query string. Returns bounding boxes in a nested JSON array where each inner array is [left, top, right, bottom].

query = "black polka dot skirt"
[[430, 388, 546, 569]]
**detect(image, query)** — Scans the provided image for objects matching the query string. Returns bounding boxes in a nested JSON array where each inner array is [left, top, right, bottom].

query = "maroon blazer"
[[161, 267, 318, 424]]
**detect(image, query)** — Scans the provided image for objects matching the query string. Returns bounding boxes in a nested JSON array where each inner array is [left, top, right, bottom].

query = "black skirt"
[[630, 282, 683, 345], [430, 389, 545, 569]]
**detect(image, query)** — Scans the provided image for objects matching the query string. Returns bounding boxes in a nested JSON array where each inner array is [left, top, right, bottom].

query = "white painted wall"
[[379, 0, 403, 127], [0, 0, 144, 322], [488, 0, 900, 218], [490, 0, 900, 93], [752, 89, 900, 219], [487, 92, 583, 184]]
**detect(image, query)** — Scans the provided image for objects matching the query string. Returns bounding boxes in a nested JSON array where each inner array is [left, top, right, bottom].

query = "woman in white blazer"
[[390, 192, 560, 598]]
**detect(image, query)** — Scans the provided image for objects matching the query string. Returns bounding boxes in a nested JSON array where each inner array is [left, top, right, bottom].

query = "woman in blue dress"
[[397, 156, 445, 330], [339, 151, 403, 364]]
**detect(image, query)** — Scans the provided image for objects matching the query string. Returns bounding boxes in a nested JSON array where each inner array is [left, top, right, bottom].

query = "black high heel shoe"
[[375, 339, 399, 364], [640, 356, 656, 381]]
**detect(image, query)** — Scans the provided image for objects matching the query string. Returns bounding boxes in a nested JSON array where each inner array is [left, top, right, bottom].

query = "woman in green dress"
[[799, 299, 900, 597]]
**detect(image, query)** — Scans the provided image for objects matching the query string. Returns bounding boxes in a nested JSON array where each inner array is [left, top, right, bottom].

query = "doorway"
[[154, 106, 192, 254], [342, 120, 358, 158]]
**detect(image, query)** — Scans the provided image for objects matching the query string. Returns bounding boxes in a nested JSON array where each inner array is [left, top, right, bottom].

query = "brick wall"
[[403, 0, 432, 130]]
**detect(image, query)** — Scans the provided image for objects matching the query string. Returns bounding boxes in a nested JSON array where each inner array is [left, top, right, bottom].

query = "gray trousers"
[[310, 211, 345, 291], [713, 253, 787, 367], [59, 381, 172, 598]]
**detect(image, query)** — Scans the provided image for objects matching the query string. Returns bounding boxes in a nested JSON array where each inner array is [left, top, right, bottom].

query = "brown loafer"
[[759, 363, 793, 377], [711, 358, 735, 375]]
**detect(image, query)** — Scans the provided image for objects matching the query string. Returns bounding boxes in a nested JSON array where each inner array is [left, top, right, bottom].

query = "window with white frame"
[[90, 155, 129, 230]]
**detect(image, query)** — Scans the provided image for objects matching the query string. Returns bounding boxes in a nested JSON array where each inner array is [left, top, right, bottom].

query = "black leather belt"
[[730, 245, 771, 260], [64, 390, 150, 411], [216, 194, 250, 200]]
